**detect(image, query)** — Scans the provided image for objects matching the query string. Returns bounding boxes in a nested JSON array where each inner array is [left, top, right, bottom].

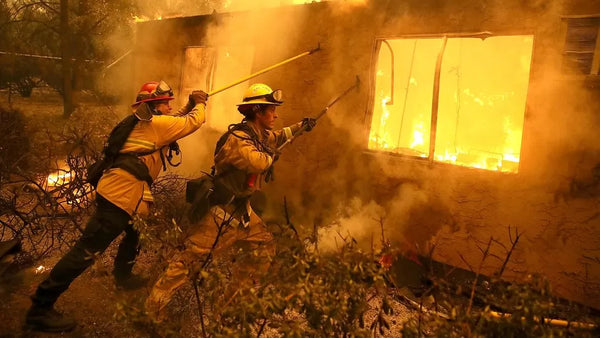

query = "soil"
[[0, 239, 154, 337], [0, 239, 415, 337]]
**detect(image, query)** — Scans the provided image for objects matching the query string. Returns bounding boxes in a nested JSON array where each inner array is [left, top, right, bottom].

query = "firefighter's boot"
[[25, 305, 76, 332]]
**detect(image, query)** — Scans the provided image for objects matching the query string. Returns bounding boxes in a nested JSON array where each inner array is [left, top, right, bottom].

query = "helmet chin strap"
[[148, 103, 162, 115]]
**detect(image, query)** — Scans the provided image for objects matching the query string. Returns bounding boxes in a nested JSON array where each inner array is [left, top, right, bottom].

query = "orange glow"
[[132, 14, 162, 23], [292, 0, 366, 4], [369, 36, 533, 173], [47, 171, 71, 187], [292, 0, 325, 3], [46, 167, 92, 206]]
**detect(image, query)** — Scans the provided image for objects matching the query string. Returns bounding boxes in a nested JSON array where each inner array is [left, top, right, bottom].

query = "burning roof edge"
[[134, 1, 330, 27]]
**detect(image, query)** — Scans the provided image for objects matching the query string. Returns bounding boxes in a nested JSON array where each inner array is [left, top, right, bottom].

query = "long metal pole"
[[277, 76, 360, 152], [208, 44, 321, 96]]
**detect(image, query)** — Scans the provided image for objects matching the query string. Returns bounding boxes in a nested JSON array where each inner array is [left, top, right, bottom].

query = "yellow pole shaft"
[[488, 310, 597, 330], [208, 46, 319, 96]]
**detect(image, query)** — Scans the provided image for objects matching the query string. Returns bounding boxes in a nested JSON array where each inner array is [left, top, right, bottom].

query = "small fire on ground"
[[45, 166, 92, 206], [35, 265, 50, 274]]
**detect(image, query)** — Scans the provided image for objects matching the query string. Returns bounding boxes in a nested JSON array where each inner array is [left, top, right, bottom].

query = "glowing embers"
[[132, 15, 162, 23], [45, 165, 92, 207], [369, 36, 534, 173]]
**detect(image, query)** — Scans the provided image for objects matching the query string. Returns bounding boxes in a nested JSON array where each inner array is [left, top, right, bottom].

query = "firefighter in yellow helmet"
[[25, 81, 209, 332], [145, 83, 316, 321]]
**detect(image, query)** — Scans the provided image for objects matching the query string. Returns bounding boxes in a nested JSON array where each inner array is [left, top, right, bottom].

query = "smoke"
[[170, 1, 318, 176], [317, 183, 431, 253]]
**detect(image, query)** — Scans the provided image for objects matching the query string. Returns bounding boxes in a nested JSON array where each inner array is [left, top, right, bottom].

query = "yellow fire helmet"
[[237, 83, 283, 107]]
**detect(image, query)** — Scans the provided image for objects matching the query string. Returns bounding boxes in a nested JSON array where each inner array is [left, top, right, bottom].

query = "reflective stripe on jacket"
[[97, 104, 206, 216]]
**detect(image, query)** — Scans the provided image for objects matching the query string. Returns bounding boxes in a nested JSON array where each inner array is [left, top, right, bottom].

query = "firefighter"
[[144, 83, 316, 321], [25, 81, 209, 332]]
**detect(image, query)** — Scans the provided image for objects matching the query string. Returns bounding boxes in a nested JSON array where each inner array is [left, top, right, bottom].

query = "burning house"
[[127, 0, 600, 308]]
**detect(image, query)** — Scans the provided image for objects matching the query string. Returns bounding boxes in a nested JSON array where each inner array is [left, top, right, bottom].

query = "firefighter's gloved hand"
[[191, 90, 209, 105], [186, 90, 209, 110], [301, 117, 317, 132], [265, 146, 280, 162]]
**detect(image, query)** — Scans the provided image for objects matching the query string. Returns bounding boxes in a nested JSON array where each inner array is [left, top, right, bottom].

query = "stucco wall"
[[133, 0, 600, 308]]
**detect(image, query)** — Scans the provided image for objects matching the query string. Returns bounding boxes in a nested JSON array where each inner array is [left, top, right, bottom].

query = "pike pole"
[[264, 76, 360, 182], [277, 75, 361, 152], [208, 43, 321, 96]]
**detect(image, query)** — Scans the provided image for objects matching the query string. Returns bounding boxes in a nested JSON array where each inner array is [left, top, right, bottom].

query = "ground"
[[1, 239, 153, 337], [0, 237, 415, 337]]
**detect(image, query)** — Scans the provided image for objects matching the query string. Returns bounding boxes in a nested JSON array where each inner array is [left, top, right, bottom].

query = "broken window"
[[368, 35, 534, 173], [562, 16, 600, 75], [180, 46, 255, 130]]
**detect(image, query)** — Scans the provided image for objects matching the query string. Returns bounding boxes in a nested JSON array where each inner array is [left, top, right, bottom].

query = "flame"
[[132, 0, 366, 21], [47, 171, 71, 187], [293, 0, 325, 3], [369, 36, 533, 173], [132, 15, 146, 22], [132, 14, 163, 23], [410, 123, 425, 149], [368, 96, 392, 150], [45, 166, 92, 207], [292, 0, 367, 8], [35, 265, 49, 274]]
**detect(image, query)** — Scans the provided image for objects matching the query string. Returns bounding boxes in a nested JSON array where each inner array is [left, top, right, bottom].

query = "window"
[[368, 35, 534, 173], [180, 46, 255, 130], [562, 16, 600, 75]]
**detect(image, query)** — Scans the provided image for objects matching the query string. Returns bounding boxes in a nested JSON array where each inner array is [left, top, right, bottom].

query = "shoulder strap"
[[214, 122, 258, 156], [100, 115, 156, 185], [104, 115, 139, 159]]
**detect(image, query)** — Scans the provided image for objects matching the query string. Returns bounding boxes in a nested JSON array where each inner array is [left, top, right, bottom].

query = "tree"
[[2, 0, 137, 116]]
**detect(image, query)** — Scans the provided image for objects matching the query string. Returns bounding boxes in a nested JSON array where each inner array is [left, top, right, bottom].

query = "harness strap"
[[111, 153, 154, 186]]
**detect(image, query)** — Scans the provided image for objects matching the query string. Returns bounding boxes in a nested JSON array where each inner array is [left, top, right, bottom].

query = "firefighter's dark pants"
[[31, 195, 138, 307]]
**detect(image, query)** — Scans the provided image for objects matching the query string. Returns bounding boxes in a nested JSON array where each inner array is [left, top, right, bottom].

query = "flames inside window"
[[369, 36, 534, 173]]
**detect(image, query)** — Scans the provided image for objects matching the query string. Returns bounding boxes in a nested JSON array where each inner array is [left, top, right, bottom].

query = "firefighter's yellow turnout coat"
[[145, 119, 302, 320], [97, 105, 206, 216]]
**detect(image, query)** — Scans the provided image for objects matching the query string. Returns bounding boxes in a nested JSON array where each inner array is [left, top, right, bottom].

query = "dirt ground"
[[0, 238, 415, 337], [1, 239, 155, 337]]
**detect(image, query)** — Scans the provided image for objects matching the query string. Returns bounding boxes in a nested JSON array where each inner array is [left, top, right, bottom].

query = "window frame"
[[560, 14, 600, 76], [178, 45, 255, 130], [365, 32, 536, 173]]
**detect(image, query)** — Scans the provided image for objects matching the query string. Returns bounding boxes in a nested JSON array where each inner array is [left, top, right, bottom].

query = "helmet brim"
[[236, 101, 282, 107], [131, 96, 175, 107]]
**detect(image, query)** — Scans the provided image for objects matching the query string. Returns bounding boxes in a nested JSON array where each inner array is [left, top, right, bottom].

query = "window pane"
[[369, 36, 533, 173], [436, 36, 533, 172], [563, 18, 599, 74], [369, 38, 442, 157]]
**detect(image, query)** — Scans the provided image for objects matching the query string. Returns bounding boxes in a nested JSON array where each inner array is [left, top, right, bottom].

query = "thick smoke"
[[317, 183, 431, 253]]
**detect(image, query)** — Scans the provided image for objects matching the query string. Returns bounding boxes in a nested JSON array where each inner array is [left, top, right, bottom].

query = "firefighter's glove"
[[186, 90, 209, 111], [266, 147, 281, 163], [301, 117, 317, 132], [191, 90, 209, 105]]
